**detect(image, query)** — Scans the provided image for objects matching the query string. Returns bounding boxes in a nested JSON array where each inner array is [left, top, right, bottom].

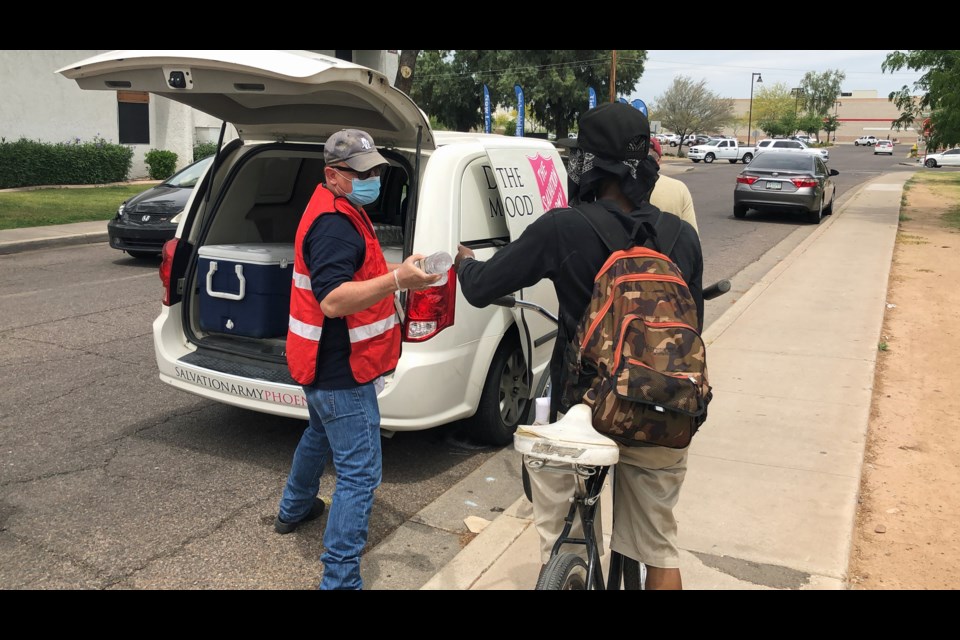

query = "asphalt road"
[[0, 142, 919, 589]]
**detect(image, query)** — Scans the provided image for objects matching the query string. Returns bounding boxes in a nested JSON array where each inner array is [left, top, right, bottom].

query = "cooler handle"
[[205, 261, 246, 301]]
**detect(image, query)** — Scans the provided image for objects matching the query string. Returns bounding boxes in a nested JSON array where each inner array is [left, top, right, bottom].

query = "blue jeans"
[[278, 383, 382, 590]]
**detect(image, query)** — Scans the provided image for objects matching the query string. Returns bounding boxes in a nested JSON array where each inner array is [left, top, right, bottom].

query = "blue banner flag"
[[515, 84, 525, 137], [631, 99, 648, 117], [618, 97, 628, 104], [588, 87, 597, 109], [483, 85, 491, 134]]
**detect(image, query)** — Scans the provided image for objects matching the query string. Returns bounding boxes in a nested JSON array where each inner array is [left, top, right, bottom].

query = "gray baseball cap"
[[324, 129, 388, 172]]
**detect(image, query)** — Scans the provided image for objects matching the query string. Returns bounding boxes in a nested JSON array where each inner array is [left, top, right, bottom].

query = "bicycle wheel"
[[536, 553, 589, 590]]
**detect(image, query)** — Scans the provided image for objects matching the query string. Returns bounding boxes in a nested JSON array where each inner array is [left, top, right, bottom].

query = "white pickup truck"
[[687, 138, 756, 164]]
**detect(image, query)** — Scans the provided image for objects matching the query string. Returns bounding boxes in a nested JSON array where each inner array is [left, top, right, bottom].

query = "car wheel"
[[824, 194, 834, 216], [807, 198, 824, 224], [742, 153, 753, 164], [126, 250, 160, 260], [855, 141, 860, 146], [704, 153, 715, 164], [925, 158, 938, 168], [734, 204, 748, 219], [467, 336, 530, 446]]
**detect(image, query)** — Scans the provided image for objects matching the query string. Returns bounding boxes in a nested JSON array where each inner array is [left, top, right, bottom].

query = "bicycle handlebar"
[[703, 279, 731, 301]]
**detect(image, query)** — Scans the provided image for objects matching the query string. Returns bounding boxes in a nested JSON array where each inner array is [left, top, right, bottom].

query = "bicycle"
[[493, 278, 730, 590]]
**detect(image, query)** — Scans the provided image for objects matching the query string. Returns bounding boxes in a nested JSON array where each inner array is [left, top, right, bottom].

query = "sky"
[[628, 50, 924, 104]]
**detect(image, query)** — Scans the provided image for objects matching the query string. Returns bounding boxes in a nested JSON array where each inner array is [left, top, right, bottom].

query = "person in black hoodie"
[[455, 102, 703, 590]]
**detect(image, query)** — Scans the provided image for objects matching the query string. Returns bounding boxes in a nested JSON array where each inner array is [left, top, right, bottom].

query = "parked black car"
[[108, 155, 213, 259]]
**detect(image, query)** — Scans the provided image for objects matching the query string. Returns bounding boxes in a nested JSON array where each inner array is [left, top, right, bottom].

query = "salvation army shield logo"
[[527, 154, 567, 211]]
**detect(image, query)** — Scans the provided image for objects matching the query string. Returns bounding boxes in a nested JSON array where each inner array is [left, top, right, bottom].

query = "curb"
[[0, 231, 109, 256]]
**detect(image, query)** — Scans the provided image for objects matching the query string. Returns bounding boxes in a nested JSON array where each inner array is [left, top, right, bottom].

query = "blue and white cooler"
[[198, 243, 295, 338]]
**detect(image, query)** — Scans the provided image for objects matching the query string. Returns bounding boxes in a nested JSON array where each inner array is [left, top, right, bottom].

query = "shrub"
[[194, 141, 219, 162], [144, 149, 178, 180], [0, 136, 133, 189]]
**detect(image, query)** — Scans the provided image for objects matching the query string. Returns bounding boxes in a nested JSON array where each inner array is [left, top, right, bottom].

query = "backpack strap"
[[572, 203, 632, 253], [649, 209, 684, 257], [574, 202, 683, 256]]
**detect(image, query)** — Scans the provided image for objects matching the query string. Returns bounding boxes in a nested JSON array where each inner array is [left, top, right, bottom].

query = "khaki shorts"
[[529, 445, 688, 569]]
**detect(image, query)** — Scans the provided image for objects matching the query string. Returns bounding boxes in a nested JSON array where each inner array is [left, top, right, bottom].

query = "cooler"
[[197, 243, 295, 338]]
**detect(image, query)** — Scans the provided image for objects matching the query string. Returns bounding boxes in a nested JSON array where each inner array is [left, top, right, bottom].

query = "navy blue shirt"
[[302, 212, 366, 389]]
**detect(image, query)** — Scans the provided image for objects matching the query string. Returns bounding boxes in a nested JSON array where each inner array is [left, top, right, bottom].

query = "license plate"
[[766, 181, 782, 190]]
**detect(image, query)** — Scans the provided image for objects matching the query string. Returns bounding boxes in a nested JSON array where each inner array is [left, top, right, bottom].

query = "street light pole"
[[834, 100, 842, 142], [747, 72, 763, 147], [609, 50, 617, 103], [792, 87, 802, 118]]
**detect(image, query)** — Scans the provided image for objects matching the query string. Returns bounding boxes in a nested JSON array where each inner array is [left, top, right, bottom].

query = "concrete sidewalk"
[[420, 170, 907, 590], [0, 220, 108, 255]]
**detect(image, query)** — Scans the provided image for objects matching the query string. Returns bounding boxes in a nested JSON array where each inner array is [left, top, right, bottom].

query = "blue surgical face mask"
[[344, 175, 381, 206]]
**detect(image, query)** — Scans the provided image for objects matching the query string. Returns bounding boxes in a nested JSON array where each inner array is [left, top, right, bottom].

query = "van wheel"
[[468, 337, 530, 446]]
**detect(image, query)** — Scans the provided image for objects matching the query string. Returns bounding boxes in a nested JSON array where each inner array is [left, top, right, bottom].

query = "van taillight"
[[160, 238, 178, 306], [403, 267, 456, 342]]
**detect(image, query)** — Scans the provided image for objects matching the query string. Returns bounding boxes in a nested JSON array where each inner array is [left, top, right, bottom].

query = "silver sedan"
[[733, 151, 839, 224]]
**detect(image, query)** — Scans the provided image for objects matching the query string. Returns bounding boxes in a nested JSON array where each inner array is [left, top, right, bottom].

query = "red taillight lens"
[[737, 175, 759, 185], [403, 267, 456, 342], [790, 178, 818, 188], [160, 238, 178, 306]]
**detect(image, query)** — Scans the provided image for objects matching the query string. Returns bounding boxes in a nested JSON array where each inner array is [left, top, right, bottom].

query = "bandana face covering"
[[566, 136, 659, 208]]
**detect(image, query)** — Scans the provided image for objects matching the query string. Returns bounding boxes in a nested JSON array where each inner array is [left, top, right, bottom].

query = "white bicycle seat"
[[514, 404, 620, 467]]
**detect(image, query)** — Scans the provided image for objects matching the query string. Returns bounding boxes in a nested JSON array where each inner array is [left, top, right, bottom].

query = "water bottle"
[[417, 251, 453, 287]]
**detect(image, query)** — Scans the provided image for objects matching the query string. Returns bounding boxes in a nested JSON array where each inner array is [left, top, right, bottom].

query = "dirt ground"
[[847, 172, 960, 589]]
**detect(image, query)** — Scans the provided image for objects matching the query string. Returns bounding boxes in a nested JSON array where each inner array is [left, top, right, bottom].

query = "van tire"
[[467, 337, 530, 446]]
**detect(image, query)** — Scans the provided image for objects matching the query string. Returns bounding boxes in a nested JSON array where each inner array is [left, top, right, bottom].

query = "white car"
[[755, 138, 829, 162], [873, 140, 895, 155], [59, 50, 561, 446], [924, 148, 960, 168]]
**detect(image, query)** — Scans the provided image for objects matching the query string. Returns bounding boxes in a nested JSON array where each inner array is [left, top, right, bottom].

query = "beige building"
[[729, 89, 920, 145]]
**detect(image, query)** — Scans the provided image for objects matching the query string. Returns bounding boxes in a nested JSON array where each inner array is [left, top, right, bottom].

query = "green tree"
[[883, 50, 960, 151], [798, 70, 845, 140], [411, 51, 647, 136], [655, 76, 735, 155], [409, 50, 483, 132], [747, 82, 792, 141], [797, 113, 826, 141]]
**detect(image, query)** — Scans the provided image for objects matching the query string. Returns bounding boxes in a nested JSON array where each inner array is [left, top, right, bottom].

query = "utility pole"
[[609, 50, 617, 103]]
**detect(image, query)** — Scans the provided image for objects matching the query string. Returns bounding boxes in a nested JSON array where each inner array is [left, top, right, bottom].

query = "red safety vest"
[[286, 185, 400, 386]]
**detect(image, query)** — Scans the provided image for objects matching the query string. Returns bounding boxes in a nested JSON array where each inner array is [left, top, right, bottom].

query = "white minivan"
[[59, 50, 564, 445]]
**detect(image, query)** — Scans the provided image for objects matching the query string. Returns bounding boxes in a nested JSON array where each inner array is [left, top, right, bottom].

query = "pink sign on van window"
[[527, 154, 567, 211]]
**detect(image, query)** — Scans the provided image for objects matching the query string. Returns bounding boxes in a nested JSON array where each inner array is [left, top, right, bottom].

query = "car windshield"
[[750, 153, 812, 171], [166, 155, 214, 188]]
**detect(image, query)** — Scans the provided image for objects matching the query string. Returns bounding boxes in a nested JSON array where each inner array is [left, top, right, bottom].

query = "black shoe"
[[274, 497, 326, 535]]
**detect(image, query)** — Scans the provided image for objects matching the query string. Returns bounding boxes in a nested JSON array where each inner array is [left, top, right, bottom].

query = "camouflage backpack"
[[559, 203, 711, 449]]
